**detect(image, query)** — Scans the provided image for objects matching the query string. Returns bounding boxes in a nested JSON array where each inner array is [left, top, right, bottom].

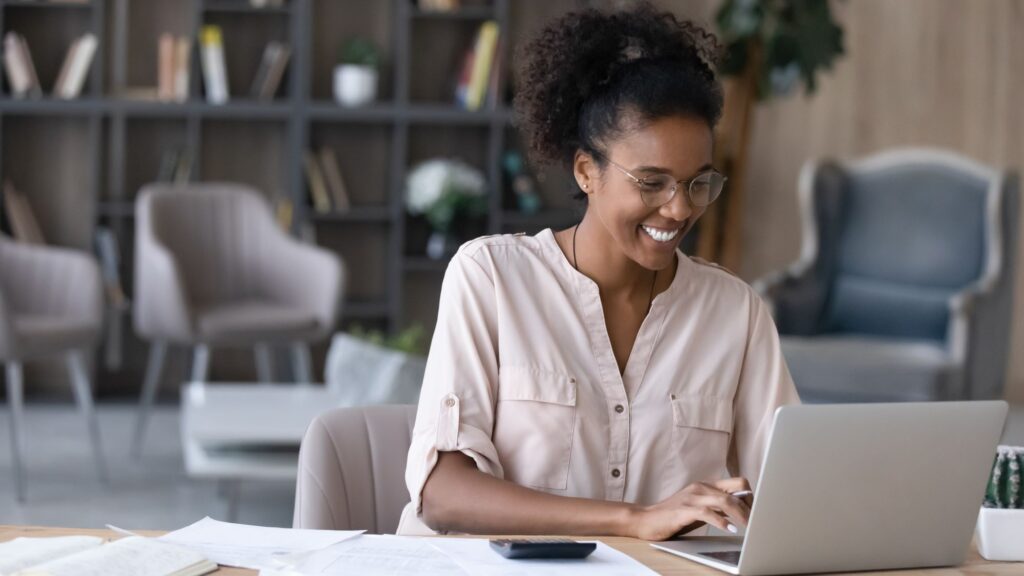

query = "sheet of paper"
[[427, 538, 660, 576], [159, 517, 362, 570], [0, 536, 104, 574], [260, 534, 467, 576]]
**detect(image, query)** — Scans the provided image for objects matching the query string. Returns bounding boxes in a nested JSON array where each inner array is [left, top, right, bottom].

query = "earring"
[[581, 183, 589, 190]]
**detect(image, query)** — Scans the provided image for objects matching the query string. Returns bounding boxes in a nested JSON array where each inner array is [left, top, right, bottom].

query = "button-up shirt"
[[398, 228, 800, 534]]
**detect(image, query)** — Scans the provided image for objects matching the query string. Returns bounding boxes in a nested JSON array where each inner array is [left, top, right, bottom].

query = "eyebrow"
[[634, 163, 714, 178]]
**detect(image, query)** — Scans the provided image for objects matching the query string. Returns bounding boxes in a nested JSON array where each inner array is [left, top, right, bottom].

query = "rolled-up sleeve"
[[728, 291, 801, 488], [405, 246, 504, 515]]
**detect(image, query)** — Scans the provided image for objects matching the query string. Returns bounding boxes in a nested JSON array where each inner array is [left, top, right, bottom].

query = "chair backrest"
[[138, 182, 281, 308], [809, 150, 1001, 342], [293, 405, 417, 533]]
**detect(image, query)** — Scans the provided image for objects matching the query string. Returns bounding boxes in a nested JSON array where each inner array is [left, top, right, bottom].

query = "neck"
[[574, 212, 660, 298]]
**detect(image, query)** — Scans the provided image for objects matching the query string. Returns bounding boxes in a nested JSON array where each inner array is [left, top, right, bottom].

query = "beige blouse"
[[397, 228, 800, 535]]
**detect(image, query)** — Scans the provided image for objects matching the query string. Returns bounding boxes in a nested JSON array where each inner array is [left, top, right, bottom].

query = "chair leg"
[[254, 344, 273, 383], [5, 362, 26, 503], [290, 342, 313, 384], [132, 341, 167, 460], [191, 344, 211, 383], [67, 350, 107, 484]]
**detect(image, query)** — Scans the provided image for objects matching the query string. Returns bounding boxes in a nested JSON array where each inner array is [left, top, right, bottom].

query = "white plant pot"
[[333, 64, 378, 107], [977, 507, 1024, 561]]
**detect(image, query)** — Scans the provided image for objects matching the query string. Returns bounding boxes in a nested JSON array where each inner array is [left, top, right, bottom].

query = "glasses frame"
[[594, 152, 727, 208]]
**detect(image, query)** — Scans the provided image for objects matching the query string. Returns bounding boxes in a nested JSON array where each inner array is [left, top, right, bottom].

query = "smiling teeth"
[[642, 225, 681, 243]]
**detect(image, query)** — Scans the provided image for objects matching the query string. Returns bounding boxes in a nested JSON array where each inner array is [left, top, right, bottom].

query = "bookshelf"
[[0, 0, 585, 394]]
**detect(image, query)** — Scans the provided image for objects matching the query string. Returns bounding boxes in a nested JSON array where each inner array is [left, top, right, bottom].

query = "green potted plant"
[[977, 445, 1024, 561], [334, 37, 379, 107]]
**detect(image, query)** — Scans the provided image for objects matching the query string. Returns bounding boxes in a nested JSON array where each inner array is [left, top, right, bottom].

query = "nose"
[[659, 186, 694, 222]]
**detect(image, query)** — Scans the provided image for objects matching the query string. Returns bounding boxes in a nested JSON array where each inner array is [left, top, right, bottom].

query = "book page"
[[16, 536, 213, 576], [0, 536, 103, 574]]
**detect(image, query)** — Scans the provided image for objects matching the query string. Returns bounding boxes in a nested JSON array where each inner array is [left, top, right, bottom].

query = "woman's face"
[[576, 113, 713, 272]]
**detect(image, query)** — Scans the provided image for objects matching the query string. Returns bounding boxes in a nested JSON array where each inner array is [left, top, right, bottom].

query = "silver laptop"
[[653, 401, 1007, 575]]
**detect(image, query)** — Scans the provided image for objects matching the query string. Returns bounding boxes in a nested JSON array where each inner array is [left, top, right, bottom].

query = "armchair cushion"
[[196, 300, 319, 344], [12, 315, 98, 358], [782, 335, 957, 403]]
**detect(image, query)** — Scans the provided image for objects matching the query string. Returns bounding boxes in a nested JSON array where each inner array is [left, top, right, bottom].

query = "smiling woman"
[[398, 1, 800, 541]]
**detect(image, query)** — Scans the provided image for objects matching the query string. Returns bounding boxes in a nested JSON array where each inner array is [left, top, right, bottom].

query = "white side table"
[[181, 382, 340, 520]]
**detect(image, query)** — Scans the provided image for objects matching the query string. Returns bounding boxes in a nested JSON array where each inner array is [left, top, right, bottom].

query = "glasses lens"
[[689, 172, 724, 206], [639, 174, 676, 207]]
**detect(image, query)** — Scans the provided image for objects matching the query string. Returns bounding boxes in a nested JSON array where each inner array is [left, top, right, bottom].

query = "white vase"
[[333, 64, 378, 107], [977, 507, 1024, 561]]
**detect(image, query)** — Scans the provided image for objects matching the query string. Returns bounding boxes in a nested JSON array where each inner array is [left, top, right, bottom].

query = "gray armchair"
[[0, 234, 106, 502], [755, 148, 1019, 403], [293, 405, 417, 532], [132, 183, 344, 456]]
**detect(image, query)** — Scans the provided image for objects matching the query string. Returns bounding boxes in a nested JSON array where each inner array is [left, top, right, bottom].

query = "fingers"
[[687, 506, 734, 533], [691, 494, 750, 527], [712, 477, 752, 494]]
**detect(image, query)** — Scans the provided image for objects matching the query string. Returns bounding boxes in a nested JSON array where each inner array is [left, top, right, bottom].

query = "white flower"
[[405, 158, 485, 214]]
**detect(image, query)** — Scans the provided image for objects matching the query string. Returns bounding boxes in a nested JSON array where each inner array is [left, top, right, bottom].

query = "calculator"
[[489, 538, 597, 559]]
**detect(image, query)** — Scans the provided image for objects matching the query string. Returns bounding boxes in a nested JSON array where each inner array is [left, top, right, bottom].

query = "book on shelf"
[[2, 181, 45, 245], [249, 41, 290, 101], [156, 148, 193, 184], [454, 20, 500, 111], [158, 33, 175, 100], [0, 535, 216, 576], [95, 226, 129, 310], [303, 150, 332, 213], [417, 0, 461, 11], [274, 196, 294, 231], [55, 33, 97, 99], [158, 34, 191, 102], [174, 36, 192, 101], [199, 25, 229, 104], [3, 32, 42, 99], [318, 146, 350, 213]]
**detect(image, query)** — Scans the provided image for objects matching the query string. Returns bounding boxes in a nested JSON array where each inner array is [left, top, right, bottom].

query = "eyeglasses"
[[595, 152, 726, 208]]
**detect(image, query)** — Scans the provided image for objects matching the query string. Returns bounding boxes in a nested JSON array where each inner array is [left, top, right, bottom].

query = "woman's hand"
[[627, 477, 753, 541]]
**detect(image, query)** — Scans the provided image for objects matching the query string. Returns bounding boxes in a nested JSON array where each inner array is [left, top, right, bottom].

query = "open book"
[[0, 535, 216, 576]]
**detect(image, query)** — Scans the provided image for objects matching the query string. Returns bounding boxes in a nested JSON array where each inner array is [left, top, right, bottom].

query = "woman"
[[397, 2, 799, 540]]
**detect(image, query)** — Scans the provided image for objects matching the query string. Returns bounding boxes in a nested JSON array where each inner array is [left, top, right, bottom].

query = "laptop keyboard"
[[699, 550, 742, 566]]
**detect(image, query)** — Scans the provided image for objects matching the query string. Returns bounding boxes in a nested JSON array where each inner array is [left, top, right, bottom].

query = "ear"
[[573, 149, 597, 194]]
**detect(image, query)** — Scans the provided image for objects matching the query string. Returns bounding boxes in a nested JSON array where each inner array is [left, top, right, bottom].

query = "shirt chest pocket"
[[492, 365, 577, 491], [666, 394, 733, 492]]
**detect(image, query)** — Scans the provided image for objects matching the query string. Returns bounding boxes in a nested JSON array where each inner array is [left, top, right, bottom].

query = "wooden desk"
[[2, 525, 1021, 575]]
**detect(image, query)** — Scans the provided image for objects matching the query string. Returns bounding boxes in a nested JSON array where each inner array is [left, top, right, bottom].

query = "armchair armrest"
[[752, 260, 827, 336], [263, 234, 344, 338], [133, 191, 194, 342]]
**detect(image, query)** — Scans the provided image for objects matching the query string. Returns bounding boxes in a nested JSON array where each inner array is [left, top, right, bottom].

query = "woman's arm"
[[422, 451, 751, 540]]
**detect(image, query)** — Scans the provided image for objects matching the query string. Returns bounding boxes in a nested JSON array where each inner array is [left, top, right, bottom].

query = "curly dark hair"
[[514, 2, 723, 192]]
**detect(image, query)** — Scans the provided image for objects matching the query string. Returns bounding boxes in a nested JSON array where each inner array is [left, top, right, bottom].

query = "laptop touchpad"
[[699, 550, 742, 566]]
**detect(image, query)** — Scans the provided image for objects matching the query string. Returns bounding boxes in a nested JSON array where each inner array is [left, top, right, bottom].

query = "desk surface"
[[1, 525, 1021, 575]]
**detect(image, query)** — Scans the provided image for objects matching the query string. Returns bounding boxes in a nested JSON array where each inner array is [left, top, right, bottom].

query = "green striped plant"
[[985, 446, 1023, 509]]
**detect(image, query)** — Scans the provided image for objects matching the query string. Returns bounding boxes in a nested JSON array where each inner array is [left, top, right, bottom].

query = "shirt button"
[[445, 398, 456, 407], [614, 404, 625, 414], [611, 468, 621, 478]]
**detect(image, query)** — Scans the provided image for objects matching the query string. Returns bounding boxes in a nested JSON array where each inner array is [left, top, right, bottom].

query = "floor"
[[0, 403, 295, 530], [1, 402, 1022, 532]]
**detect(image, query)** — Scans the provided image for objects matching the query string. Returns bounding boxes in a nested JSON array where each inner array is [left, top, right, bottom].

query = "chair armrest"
[[263, 235, 344, 337], [752, 260, 827, 336], [133, 192, 193, 341]]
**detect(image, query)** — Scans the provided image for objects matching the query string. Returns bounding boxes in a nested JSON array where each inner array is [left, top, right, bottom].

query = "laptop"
[[653, 401, 1007, 575]]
